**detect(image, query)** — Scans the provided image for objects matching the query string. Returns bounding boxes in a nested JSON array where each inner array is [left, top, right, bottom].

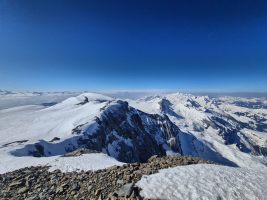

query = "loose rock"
[[0, 156, 214, 200]]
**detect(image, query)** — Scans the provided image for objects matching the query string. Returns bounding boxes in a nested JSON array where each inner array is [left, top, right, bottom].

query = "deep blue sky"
[[0, 0, 267, 92]]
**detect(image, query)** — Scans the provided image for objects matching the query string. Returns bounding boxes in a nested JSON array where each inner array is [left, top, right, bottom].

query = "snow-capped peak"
[[54, 92, 114, 108]]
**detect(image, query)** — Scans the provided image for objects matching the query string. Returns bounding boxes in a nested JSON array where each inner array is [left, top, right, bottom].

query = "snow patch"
[[137, 164, 267, 200]]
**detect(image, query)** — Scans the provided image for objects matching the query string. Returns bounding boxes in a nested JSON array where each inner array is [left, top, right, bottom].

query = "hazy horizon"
[[1, 89, 267, 99]]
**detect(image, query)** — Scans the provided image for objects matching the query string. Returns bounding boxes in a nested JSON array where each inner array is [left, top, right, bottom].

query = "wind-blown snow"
[[137, 164, 267, 200]]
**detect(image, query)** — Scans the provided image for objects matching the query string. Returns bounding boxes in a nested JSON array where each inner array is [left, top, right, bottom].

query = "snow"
[[129, 92, 267, 168], [0, 91, 266, 174], [57, 92, 113, 107], [198, 129, 267, 168], [0, 93, 123, 173], [0, 91, 81, 110], [0, 99, 105, 145], [241, 128, 267, 147], [0, 153, 123, 174], [107, 130, 133, 158], [48, 153, 123, 172], [137, 164, 267, 200]]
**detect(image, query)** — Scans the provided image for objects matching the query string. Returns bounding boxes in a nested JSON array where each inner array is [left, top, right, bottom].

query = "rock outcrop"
[[11, 100, 239, 166], [0, 156, 214, 200]]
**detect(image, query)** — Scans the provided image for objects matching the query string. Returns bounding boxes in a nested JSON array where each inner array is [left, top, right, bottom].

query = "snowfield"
[[0, 153, 123, 173], [0, 93, 122, 173], [137, 164, 267, 200]]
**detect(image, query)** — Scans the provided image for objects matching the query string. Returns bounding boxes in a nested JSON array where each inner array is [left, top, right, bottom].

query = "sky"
[[0, 0, 267, 92]]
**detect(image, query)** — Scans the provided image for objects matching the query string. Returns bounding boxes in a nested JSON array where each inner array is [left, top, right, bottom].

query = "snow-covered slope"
[[0, 91, 266, 200], [6, 100, 229, 165], [0, 93, 112, 145], [137, 164, 267, 200], [0, 92, 266, 174], [129, 93, 267, 168], [0, 93, 123, 173]]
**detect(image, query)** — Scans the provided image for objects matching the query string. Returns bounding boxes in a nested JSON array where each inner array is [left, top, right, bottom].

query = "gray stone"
[[117, 182, 134, 197], [71, 182, 80, 191], [18, 187, 29, 194], [116, 179, 124, 184], [9, 180, 24, 188], [95, 189, 101, 195], [87, 185, 92, 191], [56, 186, 64, 194], [39, 192, 46, 199]]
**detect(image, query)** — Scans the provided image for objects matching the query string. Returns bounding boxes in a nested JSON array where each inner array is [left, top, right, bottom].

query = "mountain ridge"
[[0, 92, 266, 173]]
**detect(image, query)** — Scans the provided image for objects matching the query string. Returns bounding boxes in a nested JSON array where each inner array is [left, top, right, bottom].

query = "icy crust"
[[137, 164, 267, 200]]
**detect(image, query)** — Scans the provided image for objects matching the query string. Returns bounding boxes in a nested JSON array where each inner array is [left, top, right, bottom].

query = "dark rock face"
[[63, 148, 100, 157], [186, 99, 201, 108], [76, 96, 89, 105], [78, 100, 183, 162], [234, 112, 267, 132], [10, 100, 239, 165], [205, 111, 267, 156], [159, 98, 183, 119], [11, 100, 184, 163], [49, 137, 60, 142], [29, 144, 45, 157], [1, 140, 28, 148], [233, 101, 267, 109]]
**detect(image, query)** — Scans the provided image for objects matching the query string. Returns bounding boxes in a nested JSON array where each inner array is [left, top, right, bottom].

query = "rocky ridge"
[[0, 156, 213, 200], [13, 100, 231, 166]]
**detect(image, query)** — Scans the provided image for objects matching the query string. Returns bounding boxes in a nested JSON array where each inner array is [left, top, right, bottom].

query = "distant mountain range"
[[1, 92, 266, 171]]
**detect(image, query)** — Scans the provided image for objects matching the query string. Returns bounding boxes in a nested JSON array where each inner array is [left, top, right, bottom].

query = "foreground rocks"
[[0, 156, 213, 200]]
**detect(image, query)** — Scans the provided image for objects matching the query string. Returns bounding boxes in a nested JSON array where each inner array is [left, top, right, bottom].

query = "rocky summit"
[[0, 156, 213, 200]]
